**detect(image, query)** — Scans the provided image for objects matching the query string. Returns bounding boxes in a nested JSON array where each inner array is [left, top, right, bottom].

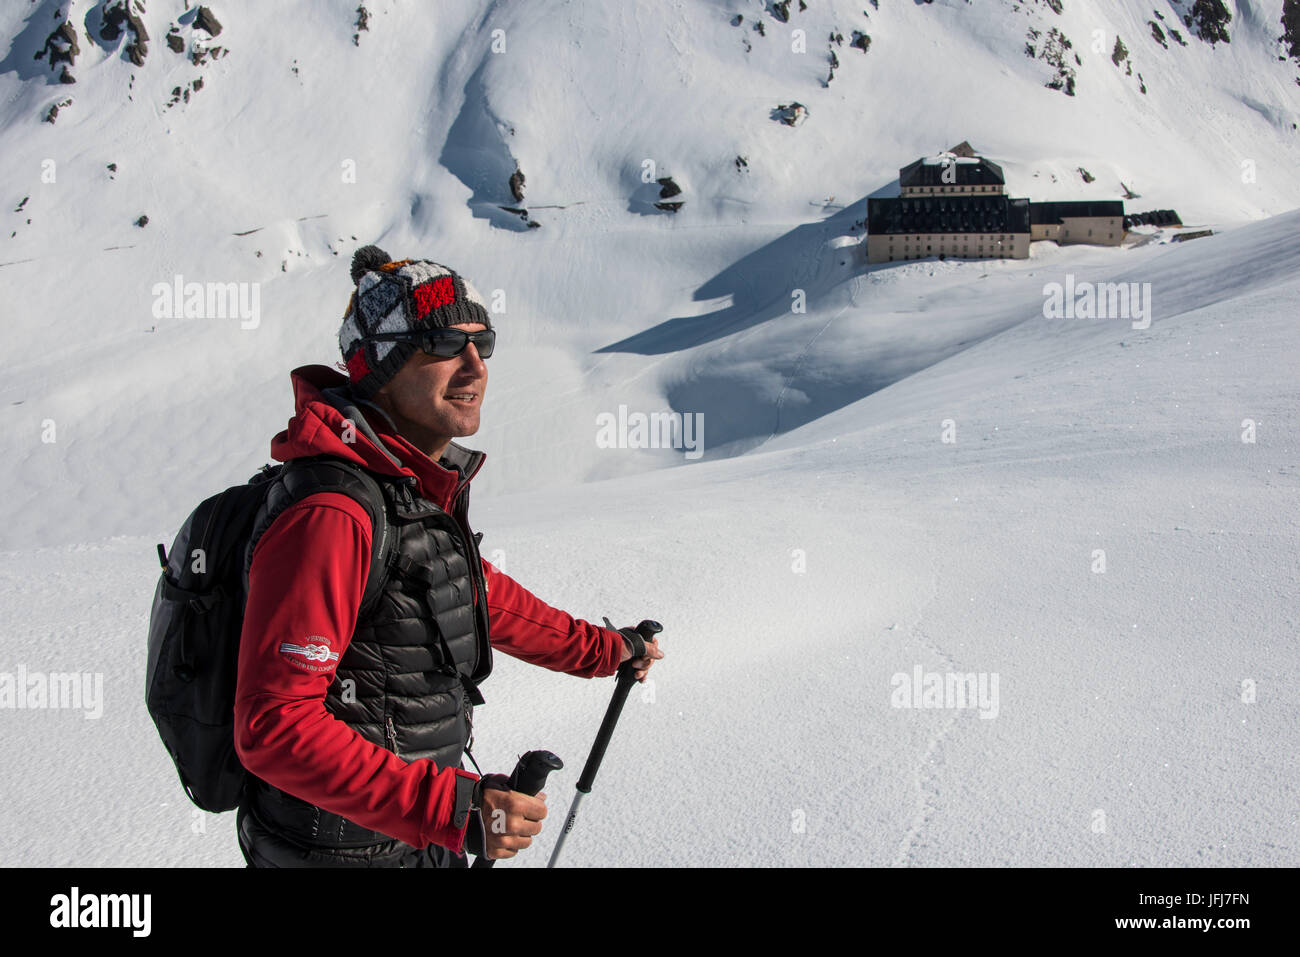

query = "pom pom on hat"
[[350, 245, 392, 285]]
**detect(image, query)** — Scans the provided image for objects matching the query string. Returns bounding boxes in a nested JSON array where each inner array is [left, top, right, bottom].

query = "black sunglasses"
[[364, 328, 495, 359]]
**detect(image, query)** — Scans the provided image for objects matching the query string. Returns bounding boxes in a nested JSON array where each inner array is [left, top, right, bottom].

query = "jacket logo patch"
[[279, 637, 340, 673]]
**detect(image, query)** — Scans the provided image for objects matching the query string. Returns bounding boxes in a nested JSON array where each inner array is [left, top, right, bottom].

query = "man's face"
[[374, 322, 489, 448]]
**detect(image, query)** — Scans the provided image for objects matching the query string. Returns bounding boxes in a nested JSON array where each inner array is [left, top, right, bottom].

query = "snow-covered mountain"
[[0, 0, 1297, 866]]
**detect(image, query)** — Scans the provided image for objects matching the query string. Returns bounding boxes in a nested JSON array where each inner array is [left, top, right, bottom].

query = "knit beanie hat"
[[338, 245, 493, 400]]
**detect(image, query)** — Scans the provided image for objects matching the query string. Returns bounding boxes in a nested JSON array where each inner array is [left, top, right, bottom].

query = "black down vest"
[[239, 453, 492, 850]]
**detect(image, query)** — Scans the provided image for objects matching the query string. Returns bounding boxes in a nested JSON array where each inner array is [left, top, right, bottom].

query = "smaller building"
[[1029, 201, 1125, 245]]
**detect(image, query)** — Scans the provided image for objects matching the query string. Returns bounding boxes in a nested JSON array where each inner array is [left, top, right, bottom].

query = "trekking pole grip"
[[616, 618, 664, 684], [470, 750, 562, 869], [508, 749, 563, 796]]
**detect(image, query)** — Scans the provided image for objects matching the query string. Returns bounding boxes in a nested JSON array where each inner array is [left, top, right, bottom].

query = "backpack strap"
[[246, 456, 399, 620]]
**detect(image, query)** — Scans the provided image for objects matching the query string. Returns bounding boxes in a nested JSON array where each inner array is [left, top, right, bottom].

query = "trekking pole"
[[471, 749, 563, 869], [547, 618, 662, 868]]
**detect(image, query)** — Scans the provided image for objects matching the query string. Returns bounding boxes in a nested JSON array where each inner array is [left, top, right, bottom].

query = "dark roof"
[[868, 196, 1030, 235], [1124, 208, 1181, 228], [899, 156, 1005, 188], [1029, 200, 1125, 224]]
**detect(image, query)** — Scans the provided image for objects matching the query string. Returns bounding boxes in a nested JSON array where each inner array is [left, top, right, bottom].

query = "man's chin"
[[449, 415, 481, 437]]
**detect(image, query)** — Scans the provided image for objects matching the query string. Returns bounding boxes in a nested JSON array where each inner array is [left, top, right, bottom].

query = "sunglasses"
[[364, 328, 496, 359]]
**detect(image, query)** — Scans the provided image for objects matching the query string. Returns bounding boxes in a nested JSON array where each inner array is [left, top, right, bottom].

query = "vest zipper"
[[385, 715, 399, 755], [453, 488, 492, 685]]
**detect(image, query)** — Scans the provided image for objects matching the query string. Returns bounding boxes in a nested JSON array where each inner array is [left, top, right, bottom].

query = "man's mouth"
[[445, 392, 477, 404]]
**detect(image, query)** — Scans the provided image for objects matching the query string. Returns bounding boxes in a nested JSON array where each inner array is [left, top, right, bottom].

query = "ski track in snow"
[[892, 579, 959, 868]]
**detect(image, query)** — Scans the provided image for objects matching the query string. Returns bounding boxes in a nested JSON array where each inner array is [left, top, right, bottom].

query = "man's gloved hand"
[[613, 619, 665, 683], [471, 773, 547, 861]]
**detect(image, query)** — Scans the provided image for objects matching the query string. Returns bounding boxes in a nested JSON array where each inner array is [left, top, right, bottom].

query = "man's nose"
[[459, 343, 488, 376]]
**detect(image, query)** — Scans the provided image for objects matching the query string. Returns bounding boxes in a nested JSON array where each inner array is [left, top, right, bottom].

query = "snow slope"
[[0, 0, 1297, 866]]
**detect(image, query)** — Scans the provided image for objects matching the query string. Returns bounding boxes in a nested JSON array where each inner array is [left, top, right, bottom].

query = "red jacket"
[[233, 365, 625, 855]]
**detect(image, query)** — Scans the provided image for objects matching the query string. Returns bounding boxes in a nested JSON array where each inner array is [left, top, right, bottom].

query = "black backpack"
[[146, 457, 393, 812]]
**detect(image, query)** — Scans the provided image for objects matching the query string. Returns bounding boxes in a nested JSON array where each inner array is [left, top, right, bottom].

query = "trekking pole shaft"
[[546, 790, 585, 868], [548, 666, 636, 868], [576, 667, 637, 792]]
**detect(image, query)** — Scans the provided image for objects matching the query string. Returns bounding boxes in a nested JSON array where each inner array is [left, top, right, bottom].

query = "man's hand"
[[618, 630, 665, 682], [478, 784, 548, 860]]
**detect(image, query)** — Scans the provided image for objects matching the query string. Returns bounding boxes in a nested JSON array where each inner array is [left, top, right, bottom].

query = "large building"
[[865, 145, 1125, 264]]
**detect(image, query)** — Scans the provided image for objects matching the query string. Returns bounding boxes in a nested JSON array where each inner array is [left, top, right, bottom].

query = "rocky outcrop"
[[1283, 0, 1300, 62], [36, 20, 79, 70], [195, 6, 223, 37], [1111, 35, 1128, 67], [354, 5, 371, 45], [1185, 0, 1231, 46], [654, 176, 684, 212], [100, 1, 150, 66], [43, 98, 72, 124], [772, 102, 808, 126], [1027, 26, 1077, 96]]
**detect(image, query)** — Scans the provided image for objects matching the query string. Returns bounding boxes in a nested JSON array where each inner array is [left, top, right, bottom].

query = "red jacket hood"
[[270, 364, 485, 513]]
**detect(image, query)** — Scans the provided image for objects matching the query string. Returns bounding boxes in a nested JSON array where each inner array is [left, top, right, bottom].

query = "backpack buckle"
[[188, 586, 224, 615]]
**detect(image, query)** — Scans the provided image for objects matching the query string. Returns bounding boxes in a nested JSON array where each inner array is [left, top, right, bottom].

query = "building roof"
[[1029, 200, 1125, 223], [899, 155, 1006, 188], [1124, 208, 1181, 228], [867, 196, 1030, 235]]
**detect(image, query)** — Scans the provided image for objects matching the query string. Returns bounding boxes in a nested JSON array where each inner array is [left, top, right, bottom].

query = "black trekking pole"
[[547, 618, 662, 868], [471, 749, 563, 869]]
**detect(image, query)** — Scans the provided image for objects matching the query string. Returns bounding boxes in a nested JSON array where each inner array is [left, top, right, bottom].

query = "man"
[[233, 246, 663, 867]]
